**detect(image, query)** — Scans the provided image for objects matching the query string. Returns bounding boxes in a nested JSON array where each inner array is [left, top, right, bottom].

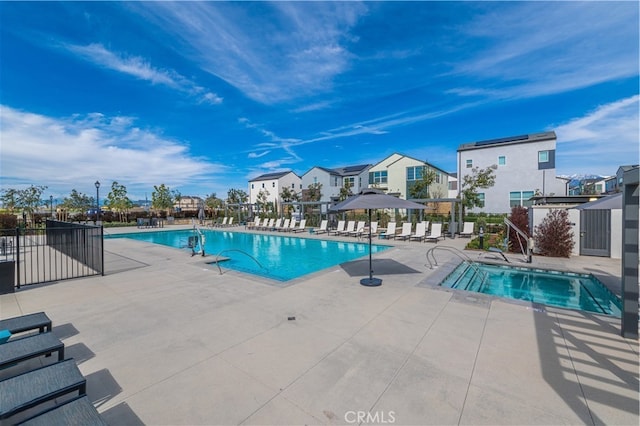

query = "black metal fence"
[[0, 220, 103, 292]]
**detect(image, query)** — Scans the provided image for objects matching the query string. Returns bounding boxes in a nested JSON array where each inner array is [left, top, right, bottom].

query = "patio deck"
[[1, 225, 637, 425]]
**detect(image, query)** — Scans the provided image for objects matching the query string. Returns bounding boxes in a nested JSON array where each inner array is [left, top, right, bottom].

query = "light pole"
[[49, 195, 53, 218], [95, 181, 100, 223]]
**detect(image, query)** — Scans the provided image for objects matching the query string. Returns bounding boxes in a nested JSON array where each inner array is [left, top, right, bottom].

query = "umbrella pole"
[[360, 209, 382, 287]]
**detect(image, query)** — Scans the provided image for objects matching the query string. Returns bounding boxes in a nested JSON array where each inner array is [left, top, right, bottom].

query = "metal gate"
[[580, 209, 610, 257]]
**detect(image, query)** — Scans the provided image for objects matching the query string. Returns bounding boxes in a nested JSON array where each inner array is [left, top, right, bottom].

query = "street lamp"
[[49, 195, 53, 218], [95, 181, 100, 223]]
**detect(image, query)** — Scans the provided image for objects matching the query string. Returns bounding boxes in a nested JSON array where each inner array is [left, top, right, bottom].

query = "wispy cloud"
[[554, 95, 639, 175], [64, 43, 223, 105], [128, 2, 367, 104], [451, 2, 638, 100], [0, 105, 228, 196]]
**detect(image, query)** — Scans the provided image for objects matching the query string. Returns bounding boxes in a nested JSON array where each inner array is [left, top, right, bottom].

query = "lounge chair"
[[348, 221, 367, 237], [215, 217, 228, 228], [277, 218, 290, 231], [227, 217, 234, 227], [272, 218, 283, 231], [410, 222, 427, 242], [328, 220, 345, 236], [370, 222, 378, 234], [16, 395, 107, 426], [0, 333, 65, 369], [0, 359, 86, 421], [292, 219, 307, 233], [396, 223, 413, 240], [379, 222, 396, 239], [339, 221, 356, 236], [460, 222, 475, 238], [0, 312, 52, 336], [314, 220, 328, 234], [261, 218, 275, 231], [286, 219, 298, 232], [425, 223, 444, 243]]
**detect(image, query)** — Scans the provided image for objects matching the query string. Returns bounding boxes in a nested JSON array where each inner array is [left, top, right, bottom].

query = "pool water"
[[440, 262, 622, 317], [107, 229, 390, 281]]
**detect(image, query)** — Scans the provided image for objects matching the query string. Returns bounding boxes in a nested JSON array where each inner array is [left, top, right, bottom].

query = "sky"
[[1, 1, 638, 202]]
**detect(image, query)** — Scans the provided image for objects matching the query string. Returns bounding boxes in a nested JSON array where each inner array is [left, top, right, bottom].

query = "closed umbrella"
[[331, 189, 428, 286]]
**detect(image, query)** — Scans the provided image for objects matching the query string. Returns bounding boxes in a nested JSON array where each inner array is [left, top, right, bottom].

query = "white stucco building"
[[248, 171, 302, 213], [300, 164, 371, 203], [457, 132, 567, 214]]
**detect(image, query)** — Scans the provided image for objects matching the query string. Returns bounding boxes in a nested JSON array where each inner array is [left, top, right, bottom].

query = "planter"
[[0, 260, 15, 294]]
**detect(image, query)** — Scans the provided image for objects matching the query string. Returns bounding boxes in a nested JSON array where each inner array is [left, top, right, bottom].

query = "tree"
[[338, 180, 353, 202], [256, 189, 270, 214], [106, 181, 133, 222], [60, 189, 94, 214], [205, 193, 223, 213], [461, 165, 497, 210], [534, 209, 574, 257], [408, 166, 437, 199], [17, 185, 48, 222], [304, 182, 322, 202], [280, 187, 299, 217], [227, 188, 248, 204], [152, 184, 178, 216], [0, 188, 19, 213]]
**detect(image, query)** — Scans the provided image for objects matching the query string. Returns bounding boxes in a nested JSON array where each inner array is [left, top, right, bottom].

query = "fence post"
[[100, 225, 104, 276], [15, 227, 20, 289]]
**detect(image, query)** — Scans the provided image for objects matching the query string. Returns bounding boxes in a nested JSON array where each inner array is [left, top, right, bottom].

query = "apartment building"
[[457, 131, 567, 214]]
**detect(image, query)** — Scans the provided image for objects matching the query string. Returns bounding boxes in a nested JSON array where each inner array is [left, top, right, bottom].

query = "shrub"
[[534, 209, 574, 257], [507, 206, 529, 253], [0, 214, 17, 230]]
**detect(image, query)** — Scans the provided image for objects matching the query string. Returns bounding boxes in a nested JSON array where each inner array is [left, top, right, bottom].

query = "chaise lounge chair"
[[425, 223, 444, 243], [292, 219, 307, 233], [409, 221, 427, 242], [348, 221, 367, 237], [396, 223, 413, 241], [0, 312, 52, 336], [0, 359, 86, 421], [0, 333, 65, 369], [379, 222, 397, 239], [16, 395, 106, 426], [460, 222, 474, 238], [314, 220, 328, 235], [328, 220, 345, 236], [339, 221, 356, 236]]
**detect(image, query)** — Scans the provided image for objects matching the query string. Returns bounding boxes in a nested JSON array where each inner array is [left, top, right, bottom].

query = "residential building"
[[300, 164, 372, 203], [447, 173, 458, 199], [614, 165, 639, 193], [457, 131, 567, 214], [366, 153, 449, 200], [174, 196, 203, 212], [248, 171, 302, 213]]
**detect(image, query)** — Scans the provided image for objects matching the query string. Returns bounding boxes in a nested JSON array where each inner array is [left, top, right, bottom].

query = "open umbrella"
[[331, 189, 428, 286]]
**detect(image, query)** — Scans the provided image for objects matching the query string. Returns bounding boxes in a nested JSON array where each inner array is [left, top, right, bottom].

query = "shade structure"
[[331, 189, 428, 286]]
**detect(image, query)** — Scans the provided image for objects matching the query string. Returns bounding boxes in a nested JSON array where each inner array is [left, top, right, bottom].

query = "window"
[[435, 172, 441, 184], [251, 183, 254, 189], [261, 183, 265, 188], [406, 166, 424, 181], [313, 177, 317, 184], [498, 156, 506, 166], [466, 159, 472, 168], [344, 177, 355, 188], [272, 182, 275, 188], [333, 177, 339, 187], [448, 181, 457, 191], [510, 191, 535, 207], [291, 183, 295, 189], [477, 193, 485, 208], [369, 170, 388, 184], [538, 151, 549, 163]]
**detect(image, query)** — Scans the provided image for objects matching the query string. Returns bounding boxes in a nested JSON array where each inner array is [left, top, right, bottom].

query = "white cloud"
[[128, 2, 367, 104], [64, 43, 223, 105], [554, 95, 640, 175], [0, 105, 228, 197]]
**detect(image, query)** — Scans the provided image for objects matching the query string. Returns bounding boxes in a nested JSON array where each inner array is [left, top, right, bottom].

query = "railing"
[[504, 217, 532, 263], [0, 220, 103, 292], [425, 245, 489, 287], [213, 249, 267, 276]]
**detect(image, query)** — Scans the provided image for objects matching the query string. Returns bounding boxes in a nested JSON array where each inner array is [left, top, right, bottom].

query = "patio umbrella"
[[331, 189, 428, 286]]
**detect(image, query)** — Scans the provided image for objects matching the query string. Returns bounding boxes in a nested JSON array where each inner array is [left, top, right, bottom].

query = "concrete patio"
[[1, 225, 638, 425]]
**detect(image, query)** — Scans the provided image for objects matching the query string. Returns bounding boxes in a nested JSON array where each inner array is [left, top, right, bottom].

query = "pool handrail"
[[504, 217, 532, 263], [425, 246, 489, 286], [214, 249, 268, 276]]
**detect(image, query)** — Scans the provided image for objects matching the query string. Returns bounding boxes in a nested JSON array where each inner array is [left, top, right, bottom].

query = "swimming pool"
[[439, 262, 622, 317], [107, 229, 390, 282]]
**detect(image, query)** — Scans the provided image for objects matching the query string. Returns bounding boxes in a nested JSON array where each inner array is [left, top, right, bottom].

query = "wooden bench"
[[0, 359, 85, 420], [0, 312, 52, 336], [0, 333, 64, 370], [16, 395, 106, 426]]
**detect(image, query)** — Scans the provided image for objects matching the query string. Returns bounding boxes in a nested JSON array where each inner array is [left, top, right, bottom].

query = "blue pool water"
[[107, 229, 390, 281], [440, 262, 622, 317]]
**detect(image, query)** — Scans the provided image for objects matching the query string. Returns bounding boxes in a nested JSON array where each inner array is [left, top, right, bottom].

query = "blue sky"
[[1, 1, 638, 202]]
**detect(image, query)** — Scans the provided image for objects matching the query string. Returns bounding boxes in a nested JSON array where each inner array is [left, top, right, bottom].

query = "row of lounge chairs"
[[323, 220, 445, 243], [209, 217, 238, 227], [246, 217, 308, 233], [0, 312, 106, 425]]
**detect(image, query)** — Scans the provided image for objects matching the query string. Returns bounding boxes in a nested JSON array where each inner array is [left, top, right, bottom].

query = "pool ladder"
[[426, 246, 489, 290]]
